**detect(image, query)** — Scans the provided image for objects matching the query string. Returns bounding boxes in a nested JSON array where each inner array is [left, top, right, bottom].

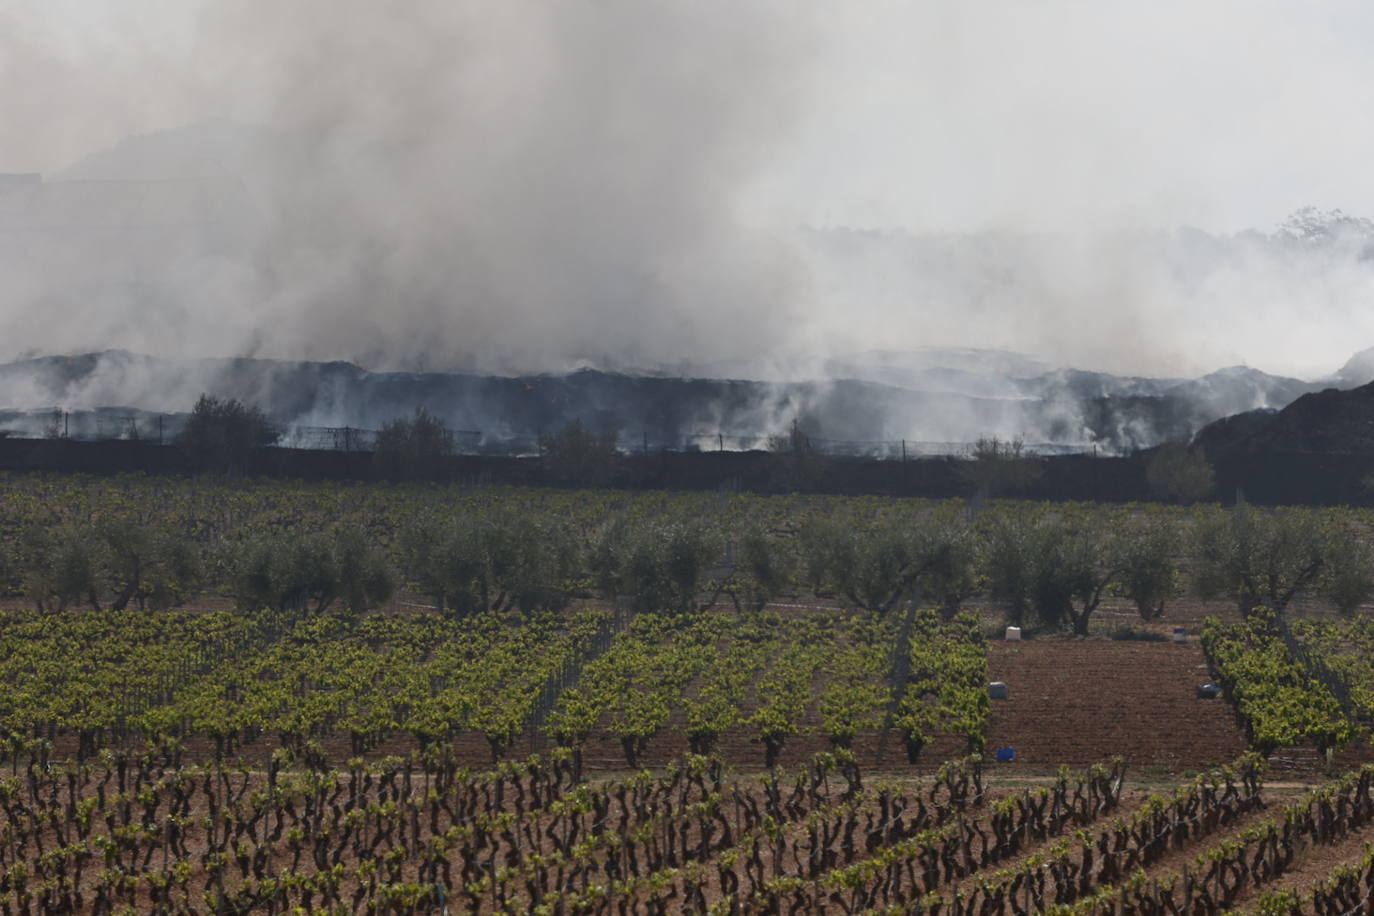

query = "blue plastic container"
[[995, 747, 1016, 762]]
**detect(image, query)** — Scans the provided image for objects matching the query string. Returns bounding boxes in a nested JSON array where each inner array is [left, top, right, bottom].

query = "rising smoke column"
[[7, 2, 1374, 388], [0, 1, 817, 374]]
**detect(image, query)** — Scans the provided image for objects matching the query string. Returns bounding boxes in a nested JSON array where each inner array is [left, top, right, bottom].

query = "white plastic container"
[[1005, 626, 1022, 641], [1172, 627, 1187, 643]]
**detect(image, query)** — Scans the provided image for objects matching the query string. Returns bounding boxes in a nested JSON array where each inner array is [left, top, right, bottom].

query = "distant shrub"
[[373, 407, 454, 480], [1107, 625, 1167, 642], [959, 436, 1043, 498], [178, 394, 276, 474], [540, 418, 619, 487], [1146, 441, 1215, 504]]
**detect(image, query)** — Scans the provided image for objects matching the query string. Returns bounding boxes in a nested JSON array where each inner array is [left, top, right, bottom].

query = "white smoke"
[[4, 2, 1374, 387], [1, 1, 816, 374]]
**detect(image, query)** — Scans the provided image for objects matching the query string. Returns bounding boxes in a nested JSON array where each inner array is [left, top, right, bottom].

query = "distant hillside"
[[0, 349, 1335, 456], [1196, 382, 1374, 458], [1192, 382, 1374, 504], [1338, 346, 1374, 387]]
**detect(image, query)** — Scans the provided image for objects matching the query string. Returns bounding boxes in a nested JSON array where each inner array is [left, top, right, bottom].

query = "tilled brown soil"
[[984, 638, 1248, 769]]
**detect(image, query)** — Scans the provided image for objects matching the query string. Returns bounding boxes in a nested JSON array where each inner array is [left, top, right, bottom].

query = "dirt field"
[[983, 637, 1248, 769]]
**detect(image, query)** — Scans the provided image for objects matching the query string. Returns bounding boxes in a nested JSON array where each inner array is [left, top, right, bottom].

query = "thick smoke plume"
[[1, 1, 813, 373], [5, 3, 1374, 453]]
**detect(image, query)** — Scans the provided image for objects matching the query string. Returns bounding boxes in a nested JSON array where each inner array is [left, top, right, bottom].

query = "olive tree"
[[331, 527, 395, 615], [795, 510, 979, 617], [21, 525, 103, 612], [399, 513, 487, 615], [917, 519, 983, 621], [648, 520, 722, 614], [96, 519, 202, 611], [828, 522, 922, 615], [981, 512, 1038, 626], [231, 528, 392, 615], [402, 510, 580, 616], [483, 510, 581, 612], [231, 532, 336, 613], [1192, 507, 1328, 617], [796, 515, 919, 615], [729, 525, 795, 614], [589, 517, 634, 600], [982, 511, 1121, 635], [798, 516, 843, 597], [1321, 532, 1374, 615], [594, 519, 722, 614], [1111, 520, 1179, 621], [21, 520, 204, 613], [1027, 522, 1116, 636]]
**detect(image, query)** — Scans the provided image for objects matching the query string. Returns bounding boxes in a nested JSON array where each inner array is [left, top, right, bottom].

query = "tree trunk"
[[763, 735, 785, 769], [905, 735, 926, 764]]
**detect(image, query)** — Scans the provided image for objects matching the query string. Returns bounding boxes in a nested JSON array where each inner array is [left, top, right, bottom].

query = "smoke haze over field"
[[3, 0, 815, 374], [5, 2, 1374, 382]]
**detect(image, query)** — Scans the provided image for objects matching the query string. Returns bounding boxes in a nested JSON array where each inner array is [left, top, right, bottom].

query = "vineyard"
[[0, 604, 996, 771], [6, 742, 1374, 914], [1290, 615, 1374, 725], [1, 474, 1374, 910]]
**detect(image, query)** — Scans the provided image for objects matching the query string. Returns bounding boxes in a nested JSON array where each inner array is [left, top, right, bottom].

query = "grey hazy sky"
[[769, 2, 1374, 235], [12, 1, 1374, 232], [5, 1, 1374, 378]]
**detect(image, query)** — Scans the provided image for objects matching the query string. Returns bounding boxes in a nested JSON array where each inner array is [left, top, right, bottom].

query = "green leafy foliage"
[[1291, 615, 1374, 723], [1192, 507, 1329, 617], [552, 611, 901, 767], [894, 609, 989, 762], [1202, 608, 1351, 754], [1111, 519, 1178, 621]]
